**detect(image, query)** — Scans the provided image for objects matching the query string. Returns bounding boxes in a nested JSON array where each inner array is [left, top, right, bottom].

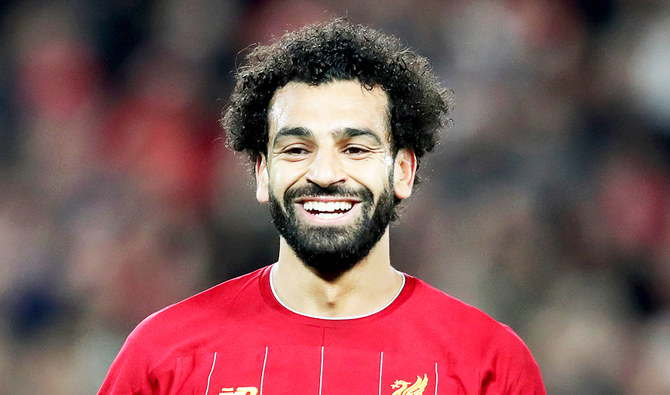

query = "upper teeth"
[[303, 201, 353, 213]]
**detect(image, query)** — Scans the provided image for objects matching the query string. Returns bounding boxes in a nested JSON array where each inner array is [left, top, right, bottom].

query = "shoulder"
[[406, 275, 533, 354], [407, 275, 500, 325], [407, 275, 545, 391], [123, 266, 268, 358], [99, 267, 269, 393], [139, 266, 266, 334]]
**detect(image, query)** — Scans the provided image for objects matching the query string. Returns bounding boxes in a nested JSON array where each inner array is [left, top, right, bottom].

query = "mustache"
[[284, 184, 373, 201]]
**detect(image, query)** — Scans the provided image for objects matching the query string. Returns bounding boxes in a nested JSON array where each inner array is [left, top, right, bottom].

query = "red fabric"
[[99, 265, 545, 394]]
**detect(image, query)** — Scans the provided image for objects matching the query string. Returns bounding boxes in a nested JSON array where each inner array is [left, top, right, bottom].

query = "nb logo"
[[219, 387, 258, 395]]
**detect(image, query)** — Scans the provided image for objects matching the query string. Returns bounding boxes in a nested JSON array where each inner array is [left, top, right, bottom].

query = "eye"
[[343, 146, 370, 156], [283, 146, 310, 156]]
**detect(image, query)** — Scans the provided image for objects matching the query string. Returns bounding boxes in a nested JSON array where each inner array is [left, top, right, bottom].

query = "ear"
[[393, 148, 417, 200], [255, 156, 269, 203]]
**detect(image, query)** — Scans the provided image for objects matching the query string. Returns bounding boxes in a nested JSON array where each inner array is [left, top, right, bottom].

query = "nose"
[[305, 148, 346, 187]]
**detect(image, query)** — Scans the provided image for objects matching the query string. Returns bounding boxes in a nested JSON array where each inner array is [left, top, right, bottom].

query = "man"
[[100, 19, 545, 394]]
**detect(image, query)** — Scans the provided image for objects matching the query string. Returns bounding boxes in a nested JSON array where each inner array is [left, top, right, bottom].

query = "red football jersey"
[[99, 265, 545, 394]]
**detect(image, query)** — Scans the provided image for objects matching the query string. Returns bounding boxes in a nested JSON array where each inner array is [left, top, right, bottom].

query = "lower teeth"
[[315, 212, 342, 219]]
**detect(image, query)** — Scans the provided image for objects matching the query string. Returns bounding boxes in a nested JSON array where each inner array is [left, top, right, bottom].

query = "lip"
[[295, 196, 361, 204], [294, 196, 362, 225]]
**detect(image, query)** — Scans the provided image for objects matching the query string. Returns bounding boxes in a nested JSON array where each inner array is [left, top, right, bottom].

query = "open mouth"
[[301, 200, 355, 219]]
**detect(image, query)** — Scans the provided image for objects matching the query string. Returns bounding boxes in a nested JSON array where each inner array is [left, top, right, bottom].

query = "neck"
[[271, 231, 404, 318]]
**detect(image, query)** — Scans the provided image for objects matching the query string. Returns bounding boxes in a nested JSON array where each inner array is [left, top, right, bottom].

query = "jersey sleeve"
[[504, 344, 546, 395], [98, 318, 162, 394], [485, 325, 546, 395], [512, 358, 546, 395]]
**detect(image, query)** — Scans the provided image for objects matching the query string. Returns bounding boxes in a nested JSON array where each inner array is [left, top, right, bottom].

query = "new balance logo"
[[219, 387, 258, 395]]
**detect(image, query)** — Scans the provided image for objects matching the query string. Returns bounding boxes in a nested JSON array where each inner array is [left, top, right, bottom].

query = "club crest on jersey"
[[218, 387, 258, 395], [391, 374, 429, 395]]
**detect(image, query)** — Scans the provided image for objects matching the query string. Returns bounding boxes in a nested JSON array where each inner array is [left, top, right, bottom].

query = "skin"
[[255, 80, 417, 318]]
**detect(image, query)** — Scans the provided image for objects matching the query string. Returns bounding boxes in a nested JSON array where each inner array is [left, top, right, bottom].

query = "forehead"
[[267, 80, 390, 142]]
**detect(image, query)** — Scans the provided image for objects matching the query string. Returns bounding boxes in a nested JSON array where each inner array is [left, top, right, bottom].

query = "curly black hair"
[[222, 18, 452, 168]]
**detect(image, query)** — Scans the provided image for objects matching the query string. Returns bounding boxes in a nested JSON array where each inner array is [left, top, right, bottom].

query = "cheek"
[[269, 162, 309, 195], [344, 160, 392, 196]]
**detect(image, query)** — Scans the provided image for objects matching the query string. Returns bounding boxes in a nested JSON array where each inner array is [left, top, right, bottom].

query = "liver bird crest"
[[391, 374, 428, 395]]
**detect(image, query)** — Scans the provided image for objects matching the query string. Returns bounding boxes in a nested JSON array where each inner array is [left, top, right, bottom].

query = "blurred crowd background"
[[0, 0, 669, 393]]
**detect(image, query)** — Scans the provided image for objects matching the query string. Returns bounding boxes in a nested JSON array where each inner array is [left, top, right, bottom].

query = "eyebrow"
[[272, 127, 312, 147], [337, 128, 383, 145], [272, 127, 383, 147]]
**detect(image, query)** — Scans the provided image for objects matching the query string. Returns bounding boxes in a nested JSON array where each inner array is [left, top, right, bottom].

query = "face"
[[256, 80, 416, 274]]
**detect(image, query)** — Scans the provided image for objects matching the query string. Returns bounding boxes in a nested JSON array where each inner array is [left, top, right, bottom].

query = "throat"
[[270, 259, 405, 319], [314, 283, 356, 312]]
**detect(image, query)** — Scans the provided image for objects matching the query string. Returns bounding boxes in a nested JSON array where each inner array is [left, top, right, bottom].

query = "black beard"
[[269, 182, 395, 277]]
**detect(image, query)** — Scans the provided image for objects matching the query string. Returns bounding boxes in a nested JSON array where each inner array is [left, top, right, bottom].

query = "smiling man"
[[100, 19, 546, 394]]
